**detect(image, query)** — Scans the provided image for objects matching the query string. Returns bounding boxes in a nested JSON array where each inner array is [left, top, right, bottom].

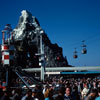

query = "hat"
[[90, 89, 97, 93]]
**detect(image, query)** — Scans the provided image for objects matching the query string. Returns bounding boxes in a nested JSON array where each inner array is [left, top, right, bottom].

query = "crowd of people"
[[1, 76, 100, 100]]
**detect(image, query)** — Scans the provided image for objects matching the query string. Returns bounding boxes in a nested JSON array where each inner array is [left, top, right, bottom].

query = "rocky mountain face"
[[12, 10, 69, 68]]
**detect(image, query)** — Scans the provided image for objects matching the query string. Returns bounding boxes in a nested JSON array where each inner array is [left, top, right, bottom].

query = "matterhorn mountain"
[[13, 10, 41, 41], [12, 10, 70, 68]]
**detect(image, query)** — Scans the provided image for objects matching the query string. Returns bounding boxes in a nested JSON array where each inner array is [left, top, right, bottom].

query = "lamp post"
[[39, 29, 45, 82]]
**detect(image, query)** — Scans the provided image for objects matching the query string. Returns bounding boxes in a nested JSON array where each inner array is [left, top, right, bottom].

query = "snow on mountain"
[[13, 10, 42, 41]]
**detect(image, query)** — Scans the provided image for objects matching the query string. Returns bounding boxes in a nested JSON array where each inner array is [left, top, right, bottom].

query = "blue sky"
[[0, 0, 100, 66]]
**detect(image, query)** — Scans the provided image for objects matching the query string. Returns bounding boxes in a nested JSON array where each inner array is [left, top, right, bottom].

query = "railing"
[[22, 66, 100, 72]]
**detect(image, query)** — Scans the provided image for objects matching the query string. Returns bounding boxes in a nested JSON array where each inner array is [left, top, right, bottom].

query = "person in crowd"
[[81, 83, 90, 100], [43, 85, 48, 94], [72, 85, 80, 100], [31, 89, 36, 99], [31, 88, 39, 100], [34, 90, 45, 100], [92, 82, 97, 89], [55, 87, 65, 100], [21, 89, 33, 100], [11, 88, 22, 100], [44, 88, 54, 100], [97, 81, 100, 88], [95, 87, 100, 100], [33, 85, 45, 100], [0, 89, 11, 100], [64, 86, 73, 100], [85, 88, 97, 100]]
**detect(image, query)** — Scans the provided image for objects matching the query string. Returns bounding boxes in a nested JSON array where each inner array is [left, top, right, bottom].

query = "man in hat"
[[85, 88, 97, 100]]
